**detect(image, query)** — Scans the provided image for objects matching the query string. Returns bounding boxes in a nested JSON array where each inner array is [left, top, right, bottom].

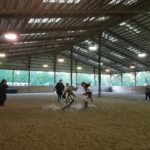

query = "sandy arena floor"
[[0, 93, 150, 150]]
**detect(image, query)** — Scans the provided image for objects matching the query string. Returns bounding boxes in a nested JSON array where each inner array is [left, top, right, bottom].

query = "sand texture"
[[0, 93, 150, 150]]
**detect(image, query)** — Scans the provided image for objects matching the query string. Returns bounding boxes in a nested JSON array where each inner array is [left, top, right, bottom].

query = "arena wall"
[[111, 86, 145, 94], [8, 86, 145, 94], [8, 86, 54, 93]]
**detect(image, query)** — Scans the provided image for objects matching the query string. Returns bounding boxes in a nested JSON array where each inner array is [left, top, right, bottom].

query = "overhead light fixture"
[[130, 65, 135, 69], [105, 69, 110, 72], [89, 45, 98, 51], [43, 64, 48, 68], [58, 59, 64, 63], [77, 66, 82, 70], [4, 33, 17, 41], [0, 53, 6, 58], [138, 53, 146, 58]]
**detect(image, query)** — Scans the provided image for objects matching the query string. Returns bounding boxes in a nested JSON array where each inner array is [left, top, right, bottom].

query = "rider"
[[62, 83, 76, 110], [81, 82, 93, 109]]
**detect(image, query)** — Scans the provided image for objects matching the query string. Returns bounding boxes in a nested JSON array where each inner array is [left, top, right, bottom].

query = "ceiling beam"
[[102, 41, 150, 68], [90, 37, 149, 70], [5, 36, 85, 58], [63, 52, 97, 68], [109, 31, 150, 55], [1, 40, 81, 52], [0, 9, 148, 18], [131, 18, 150, 34], [74, 46, 125, 72], [0, 24, 114, 35], [79, 43, 130, 66]]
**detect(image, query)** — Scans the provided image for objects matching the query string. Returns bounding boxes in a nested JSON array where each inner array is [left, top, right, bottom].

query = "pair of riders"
[[55, 80, 93, 109]]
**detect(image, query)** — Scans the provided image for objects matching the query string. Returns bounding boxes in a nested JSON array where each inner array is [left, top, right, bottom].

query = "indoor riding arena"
[[0, 0, 150, 150]]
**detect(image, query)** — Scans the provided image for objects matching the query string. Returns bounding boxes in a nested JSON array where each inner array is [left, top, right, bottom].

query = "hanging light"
[[0, 53, 6, 58], [89, 45, 98, 51], [130, 65, 135, 69], [43, 64, 48, 68], [105, 69, 110, 72], [4, 33, 18, 41], [77, 66, 82, 70], [58, 58, 64, 63], [138, 53, 146, 58]]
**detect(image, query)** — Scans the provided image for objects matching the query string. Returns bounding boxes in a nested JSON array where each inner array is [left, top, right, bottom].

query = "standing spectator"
[[0, 79, 9, 106], [145, 84, 150, 100], [55, 79, 65, 102]]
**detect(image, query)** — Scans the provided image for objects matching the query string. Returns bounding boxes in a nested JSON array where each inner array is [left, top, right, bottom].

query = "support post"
[[94, 68, 96, 86], [54, 53, 57, 85], [98, 33, 102, 97], [134, 71, 137, 86], [12, 70, 14, 86], [28, 56, 31, 86], [110, 73, 112, 86], [70, 49, 73, 86], [75, 61, 77, 84], [121, 73, 123, 86]]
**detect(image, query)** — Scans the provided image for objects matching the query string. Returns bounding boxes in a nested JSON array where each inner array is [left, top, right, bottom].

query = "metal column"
[[70, 50, 73, 86], [94, 68, 96, 86], [54, 53, 56, 85], [75, 61, 77, 84], [12, 70, 14, 86], [28, 56, 31, 86], [98, 33, 102, 97], [134, 71, 137, 86], [121, 73, 123, 86], [110, 73, 112, 87]]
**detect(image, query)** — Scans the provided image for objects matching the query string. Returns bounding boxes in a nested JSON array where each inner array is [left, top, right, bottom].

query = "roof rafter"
[[76, 45, 126, 72], [102, 41, 150, 68], [109, 31, 150, 55], [0, 9, 148, 18]]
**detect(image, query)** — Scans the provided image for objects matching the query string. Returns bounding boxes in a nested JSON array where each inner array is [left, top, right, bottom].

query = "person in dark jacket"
[[0, 79, 9, 106], [55, 79, 65, 102], [145, 83, 150, 100]]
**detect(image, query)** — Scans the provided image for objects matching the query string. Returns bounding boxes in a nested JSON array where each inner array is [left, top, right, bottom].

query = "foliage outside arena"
[[0, 69, 150, 87]]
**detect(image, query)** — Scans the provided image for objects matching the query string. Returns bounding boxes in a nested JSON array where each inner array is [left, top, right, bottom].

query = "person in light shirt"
[[62, 83, 76, 110], [81, 82, 93, 109]]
